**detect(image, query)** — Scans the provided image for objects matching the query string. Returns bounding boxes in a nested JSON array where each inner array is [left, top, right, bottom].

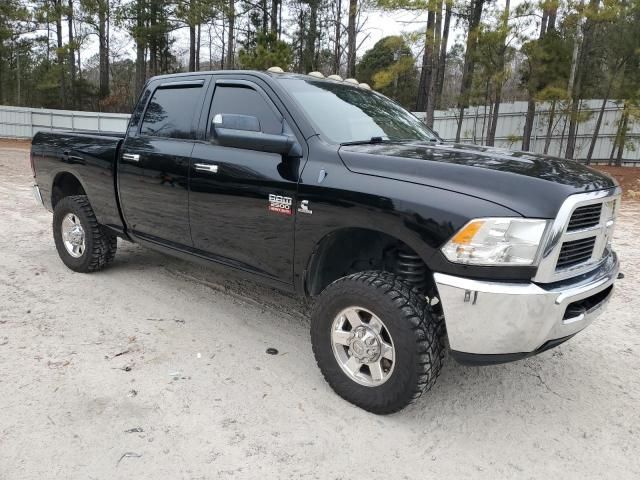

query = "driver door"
[[189, 78, 300, 284]]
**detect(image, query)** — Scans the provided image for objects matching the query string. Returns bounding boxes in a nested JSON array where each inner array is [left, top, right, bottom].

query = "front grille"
[[556, 237, 596, 270], [535, 191, 619, 283], [567, 203, 602, 231]]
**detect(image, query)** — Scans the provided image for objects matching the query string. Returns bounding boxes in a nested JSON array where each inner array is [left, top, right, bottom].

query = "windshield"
[[278, 78, 438, 144]]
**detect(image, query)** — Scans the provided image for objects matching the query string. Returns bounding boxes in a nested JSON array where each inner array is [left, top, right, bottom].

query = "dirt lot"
[[1, 140, 639, 479]]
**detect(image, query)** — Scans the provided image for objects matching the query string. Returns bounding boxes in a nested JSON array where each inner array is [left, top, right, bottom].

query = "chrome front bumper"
[[434, 252, 618, 361]]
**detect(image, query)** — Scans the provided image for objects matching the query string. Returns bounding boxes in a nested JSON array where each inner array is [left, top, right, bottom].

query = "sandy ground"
[[1, 142, 639, 480]]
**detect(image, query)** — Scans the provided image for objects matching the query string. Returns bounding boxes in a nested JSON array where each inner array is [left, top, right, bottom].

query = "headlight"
[[442, 218, 549, 266]]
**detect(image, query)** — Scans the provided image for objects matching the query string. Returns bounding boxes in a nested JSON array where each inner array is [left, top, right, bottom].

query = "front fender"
[[293, 158, 521, 294]]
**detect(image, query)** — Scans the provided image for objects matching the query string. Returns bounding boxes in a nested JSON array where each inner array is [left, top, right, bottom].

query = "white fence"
[[0, 105, 130, 139], [1, 100, 638, 162], [420, 99, 640, 163]]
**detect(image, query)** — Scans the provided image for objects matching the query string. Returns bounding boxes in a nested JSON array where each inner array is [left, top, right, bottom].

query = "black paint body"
[[31, 71, 618, 296]]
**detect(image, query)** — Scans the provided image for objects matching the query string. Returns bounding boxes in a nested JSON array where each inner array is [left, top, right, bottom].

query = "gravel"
[[1, 143, 639, 479]]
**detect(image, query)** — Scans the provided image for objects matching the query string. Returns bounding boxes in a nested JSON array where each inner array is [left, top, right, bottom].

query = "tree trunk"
[[586, 88, 610, 163], [540, 8, 549, 36], [67, 0, 76, 108], [18, 50, 22, 105], [220, 17, 226, 69], [434, 0, 451, 110], [304, 0, 319, 73], [270, 0, 279, 34], [543, 100, 556, 155], [522, 2, 556, 150], [189, 24, 196, 71], [260, 0, 269, 33], [55, 0, 67, 108], [564, 36, 582, 158], [455, 0, 483, 142], [278, 1, 282, 38], [426, 2, 442, 128], [566, 0, 599, 159], [480, 79, 490, 145], [416, 9, 436, 112], [46, 0, 51, 64], [615, 104, 629, 166], [548, 8, 557, 30], [609, 112, 621, 164], [347, 0, 357, 77], [225, 0, 235, 69], [296, 10, 305, 71], [149, 1, 157, 76], [522, 97, 536, 151], [558, 113, 568, 156], [196, 23, 201, 71], [487, 93, 501, 147], [333, 0, 342, 74], [135, 0, 146, 96], [486, 0, 509, 147], [98, 0, 109, 99], [208, 24, 213, 69], [427, 0, 442, 128]]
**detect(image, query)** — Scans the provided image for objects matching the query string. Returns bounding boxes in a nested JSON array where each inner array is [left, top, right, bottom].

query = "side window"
[[129, 89, 151, 131], [140, 86, 202, 139], [210, 85, 283, 135]]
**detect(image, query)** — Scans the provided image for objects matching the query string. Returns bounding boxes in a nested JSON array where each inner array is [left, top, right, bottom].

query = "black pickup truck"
[[31, 70, 621, 414]]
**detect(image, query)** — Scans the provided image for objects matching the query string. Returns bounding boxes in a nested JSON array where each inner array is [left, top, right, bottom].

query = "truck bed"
[[31, 131, 125, 232]]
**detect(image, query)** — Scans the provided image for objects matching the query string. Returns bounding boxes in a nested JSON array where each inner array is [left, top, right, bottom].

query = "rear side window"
[[141, 86, 202, 139], [210, 85, 282, 135]]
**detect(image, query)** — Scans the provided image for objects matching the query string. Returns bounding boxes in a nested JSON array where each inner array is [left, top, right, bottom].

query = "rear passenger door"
[[118, 78, 208, 247], [189, 77, 302, 283]]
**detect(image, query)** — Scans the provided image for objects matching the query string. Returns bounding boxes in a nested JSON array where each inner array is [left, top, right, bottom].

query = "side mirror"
[[212, 113, 301, 157]]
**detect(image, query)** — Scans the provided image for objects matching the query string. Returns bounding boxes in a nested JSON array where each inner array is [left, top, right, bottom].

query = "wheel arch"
[[51, 171, 87, 209], [304, 226, 438, 297]]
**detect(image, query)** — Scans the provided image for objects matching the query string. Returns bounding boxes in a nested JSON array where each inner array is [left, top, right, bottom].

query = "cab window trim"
[[138, 79, 207, 141], [205, 79, 285, 142]]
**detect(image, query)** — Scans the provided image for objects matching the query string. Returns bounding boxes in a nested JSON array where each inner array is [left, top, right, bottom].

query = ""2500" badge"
[[268, 194, 292, 215]]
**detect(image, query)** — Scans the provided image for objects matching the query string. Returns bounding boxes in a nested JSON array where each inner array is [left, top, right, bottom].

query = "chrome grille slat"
[[558, 248, 596, 260], [556, 237, 596, 270], [567, 204, 603, 231], [558, 248, 595, 260]]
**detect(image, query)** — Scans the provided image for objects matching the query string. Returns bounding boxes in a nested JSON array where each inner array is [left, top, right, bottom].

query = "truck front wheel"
[[311, 271, 445, 414], [52, 195, 117, 273]]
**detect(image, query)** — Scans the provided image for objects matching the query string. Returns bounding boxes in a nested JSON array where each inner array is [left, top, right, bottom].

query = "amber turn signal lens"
[[450, 220, 484, 245]]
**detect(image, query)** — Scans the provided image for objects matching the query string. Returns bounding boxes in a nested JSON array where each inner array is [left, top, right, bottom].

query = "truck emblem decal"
[[268, 194, 292, 215], [298, 200, 313, 215]]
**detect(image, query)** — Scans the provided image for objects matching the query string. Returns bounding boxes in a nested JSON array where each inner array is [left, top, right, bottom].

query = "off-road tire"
[[311, 271, 445, 414], [53, 195, 117, 273]]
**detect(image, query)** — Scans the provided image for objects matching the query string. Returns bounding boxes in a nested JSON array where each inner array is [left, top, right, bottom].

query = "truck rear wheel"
[[52, 195, 117, 273], [311, 271, 445, 414]]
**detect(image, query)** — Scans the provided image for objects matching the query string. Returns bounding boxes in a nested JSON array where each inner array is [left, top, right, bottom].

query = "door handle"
[[194, 163, 219, 173], [122, 153, 140, 162]]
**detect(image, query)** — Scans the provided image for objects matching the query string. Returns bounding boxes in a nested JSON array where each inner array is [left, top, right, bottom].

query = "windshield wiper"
[[340, 136, 389, 146], [340, 137, 439, 146]]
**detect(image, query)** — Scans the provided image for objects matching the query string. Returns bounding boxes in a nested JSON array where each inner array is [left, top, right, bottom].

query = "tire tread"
[[311, 270, 445, 414], [53, 195, 117, 272]]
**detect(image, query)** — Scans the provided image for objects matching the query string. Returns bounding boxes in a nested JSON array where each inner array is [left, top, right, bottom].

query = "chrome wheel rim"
[[331, 307, 395, 387], [61, 213, 86, 258]]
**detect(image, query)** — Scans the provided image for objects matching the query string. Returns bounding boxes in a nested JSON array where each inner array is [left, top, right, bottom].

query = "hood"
[[338, 142, 617, 218]]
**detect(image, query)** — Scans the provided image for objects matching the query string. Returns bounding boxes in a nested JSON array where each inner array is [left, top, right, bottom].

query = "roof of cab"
[[146, 70, 356, 86]]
